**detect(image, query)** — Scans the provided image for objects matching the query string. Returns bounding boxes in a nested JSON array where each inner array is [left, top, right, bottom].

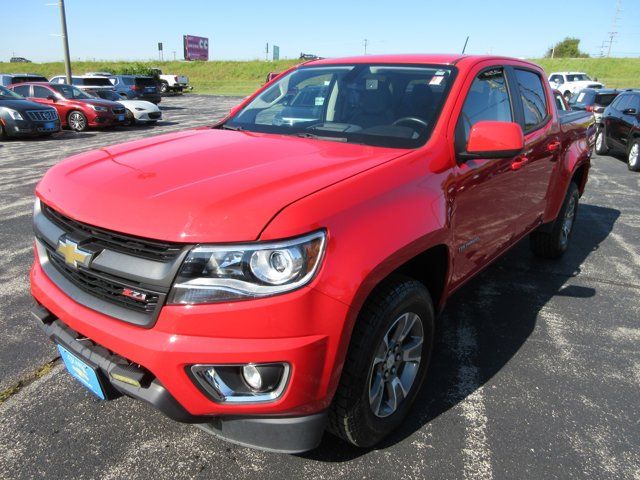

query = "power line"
[[606, 0, 622, 57]]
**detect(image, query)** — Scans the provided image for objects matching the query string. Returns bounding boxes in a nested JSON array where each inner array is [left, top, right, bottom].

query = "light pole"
[[58, 0, 72, 84]]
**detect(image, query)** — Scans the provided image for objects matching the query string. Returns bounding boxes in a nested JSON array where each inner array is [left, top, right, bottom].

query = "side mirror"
[[623, 108, 637, 116], [47, 95, 57, 102], [460, 121, 524, 161]]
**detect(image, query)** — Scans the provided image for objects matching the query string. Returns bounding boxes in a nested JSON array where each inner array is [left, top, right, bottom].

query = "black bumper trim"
[[31, 304, 328, 453], [197, 412, 327, 454]]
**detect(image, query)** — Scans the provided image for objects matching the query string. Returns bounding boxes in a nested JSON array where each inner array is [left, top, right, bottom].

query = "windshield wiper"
[[294, 132, 348, 142], [220, 124, 243, 131]]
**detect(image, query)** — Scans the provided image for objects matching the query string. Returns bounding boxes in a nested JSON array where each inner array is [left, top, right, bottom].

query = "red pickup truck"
[[30, 55, 595, 453]]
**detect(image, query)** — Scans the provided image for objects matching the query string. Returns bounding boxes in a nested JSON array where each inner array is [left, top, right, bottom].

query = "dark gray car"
[[0, 85, 60, 138], [107, 75, 161, 104]]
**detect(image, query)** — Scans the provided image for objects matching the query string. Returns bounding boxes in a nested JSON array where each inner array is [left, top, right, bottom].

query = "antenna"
[[363, 39, 368, 55], [461, 36, 469, 54]]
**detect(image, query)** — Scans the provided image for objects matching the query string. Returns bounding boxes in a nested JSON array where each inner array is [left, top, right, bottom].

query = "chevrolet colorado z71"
[[30, 55, 595, 453]]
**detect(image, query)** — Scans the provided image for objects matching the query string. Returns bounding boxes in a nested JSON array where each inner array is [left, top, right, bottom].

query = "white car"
[[89, 90, 162, 125], [548, 72, 604, 100]]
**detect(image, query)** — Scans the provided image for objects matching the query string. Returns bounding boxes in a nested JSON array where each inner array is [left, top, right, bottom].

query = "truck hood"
[[37, 128, 408, 243]]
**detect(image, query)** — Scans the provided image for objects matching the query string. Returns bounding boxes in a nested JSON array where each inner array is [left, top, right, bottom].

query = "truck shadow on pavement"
[[303, 202, 619, 461]]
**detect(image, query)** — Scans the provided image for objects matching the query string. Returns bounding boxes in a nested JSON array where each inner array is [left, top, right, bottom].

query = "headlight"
[[88, 105, 108, 112], [168, 230, 326, 304], [2, 108, 24, 120]]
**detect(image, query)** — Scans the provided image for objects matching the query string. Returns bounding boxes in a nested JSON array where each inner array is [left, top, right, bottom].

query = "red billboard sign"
[[183, 35, 209, 61]]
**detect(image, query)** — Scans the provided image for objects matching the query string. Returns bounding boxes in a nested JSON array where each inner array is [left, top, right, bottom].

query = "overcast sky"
[[1, 0, 637, 62]]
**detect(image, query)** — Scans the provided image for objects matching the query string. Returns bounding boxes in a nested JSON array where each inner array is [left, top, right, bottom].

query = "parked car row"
[[0, 78, 163, 139]]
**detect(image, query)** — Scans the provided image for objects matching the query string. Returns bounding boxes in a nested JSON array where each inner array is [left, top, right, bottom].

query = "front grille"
[[42, 203, 183, 262], [47, 246, 159, 314], [112, 107, 125, 115], [148, 112, 161, 119], [27, 110, 58, 121]]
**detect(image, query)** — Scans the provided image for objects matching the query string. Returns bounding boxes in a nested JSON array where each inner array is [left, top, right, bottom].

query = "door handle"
[[547, 141, 561, 152], [511, 156, 529, 170]]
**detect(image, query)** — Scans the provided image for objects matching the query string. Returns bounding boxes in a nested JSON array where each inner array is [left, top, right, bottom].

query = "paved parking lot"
[[0, 95, 638, 480]]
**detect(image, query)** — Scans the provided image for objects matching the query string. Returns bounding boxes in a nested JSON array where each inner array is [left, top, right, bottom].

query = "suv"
[[105, 75, 161, 104], [548, 72, 604, 100], [569, 88, 619, 124], [9, 57, 31, 63], [49, 75, 115, 92], [0, 73, 48, 86], [596, 89, 640, 171]]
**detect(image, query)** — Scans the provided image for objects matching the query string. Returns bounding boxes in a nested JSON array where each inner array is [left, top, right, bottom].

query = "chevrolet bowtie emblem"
[[56, 238, 92, 269]]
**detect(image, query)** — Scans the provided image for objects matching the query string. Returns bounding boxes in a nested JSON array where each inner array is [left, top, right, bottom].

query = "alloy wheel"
[[69, 112, 86, 131], [629, 143, 639, 169], [368, 312, 424, 418], [560, 195, 577, 247]]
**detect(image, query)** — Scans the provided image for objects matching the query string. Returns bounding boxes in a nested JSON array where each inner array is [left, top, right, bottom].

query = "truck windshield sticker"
[[430, 76, 444, 86]]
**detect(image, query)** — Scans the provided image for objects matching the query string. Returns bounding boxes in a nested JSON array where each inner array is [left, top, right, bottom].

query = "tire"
[[328, 275, 435, 447], [595, 127, 608, 155], [0, 122, 7, 140], [627, 139, 640, 172], [530, 182, 579, 259], [159, 81, 169, 94], [564, 91, 572, 101], [67, 111, 88, 132], [124, 109, 135, 126]]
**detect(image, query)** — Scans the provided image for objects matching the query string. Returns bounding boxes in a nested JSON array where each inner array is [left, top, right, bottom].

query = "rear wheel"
[[627, 140, 640, 172], [0, 122, 6, 140], [67, 111, 87, 132], [530, 182, 579, 259], [595, 127, 608, 155], [564, 90, 572, 101], [328, 275, 434, 447], [159, 81, 169, 94]]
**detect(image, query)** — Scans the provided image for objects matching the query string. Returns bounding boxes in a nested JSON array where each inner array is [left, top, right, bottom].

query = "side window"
[[33, 86, 52, 99], [456, 68, 512, 149], [514, 69, 549, 131], [612, 94, 629, 111], [627, 94, 640, 112], [12, 85, 30, 97], [550, 75, 564, 85]]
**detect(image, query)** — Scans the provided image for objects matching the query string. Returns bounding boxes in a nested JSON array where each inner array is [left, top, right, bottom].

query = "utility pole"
[[265, 42, 269, 61], [363, 39, 368, 55], [58, 0, 72, 84], [173, 51, 176, 61], [606, 0, 622, 57]]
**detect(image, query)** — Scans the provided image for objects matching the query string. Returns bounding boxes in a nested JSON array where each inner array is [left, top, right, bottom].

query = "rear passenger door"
[[604, 94, 630, 150], [507, 67, 558, 225]]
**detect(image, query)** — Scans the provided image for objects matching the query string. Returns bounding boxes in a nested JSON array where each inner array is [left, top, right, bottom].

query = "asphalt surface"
[[0, 95, 638, 479]]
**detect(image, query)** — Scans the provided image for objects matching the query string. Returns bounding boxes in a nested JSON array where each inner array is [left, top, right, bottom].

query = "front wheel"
[[328, 275, 434, 447], [0, 122, 7, 140], [595, 127, 608, 155], [159, 81, 169, 94], [627, 139, 640, 172], [530, 182, 579, 259], [67, 111, 88, 132], [564, 91, 572, 102]]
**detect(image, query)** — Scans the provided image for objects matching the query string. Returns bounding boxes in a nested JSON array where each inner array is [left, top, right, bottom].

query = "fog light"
[[189, 362, 289, 403], [242, 364, 262, 391]]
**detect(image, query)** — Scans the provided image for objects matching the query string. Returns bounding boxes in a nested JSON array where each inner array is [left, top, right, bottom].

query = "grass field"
[[1, 57, 638, 96]]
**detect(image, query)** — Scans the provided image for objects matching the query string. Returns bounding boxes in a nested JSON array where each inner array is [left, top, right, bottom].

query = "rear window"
[[11, 75, 47, 84], [595, 93, 618, 107], [570, 90, 595, 107], [514, 69, 549, 131], [81, 77, 113, 87], [134, 77, 156, 86]]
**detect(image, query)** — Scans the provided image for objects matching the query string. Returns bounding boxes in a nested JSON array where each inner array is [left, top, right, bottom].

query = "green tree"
[[545, 38, 590, 58]]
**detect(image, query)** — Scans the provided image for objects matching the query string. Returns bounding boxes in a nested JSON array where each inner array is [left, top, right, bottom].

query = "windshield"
[[51, 84, 93, 99], [0, 85, 23, 99], [225, 64, 456, 148], [567, 74, 592, 82]]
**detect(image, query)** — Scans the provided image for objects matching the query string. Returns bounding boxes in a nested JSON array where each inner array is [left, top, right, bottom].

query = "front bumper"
[[32, 304, 327, 452], [3, 118, 61, 137]]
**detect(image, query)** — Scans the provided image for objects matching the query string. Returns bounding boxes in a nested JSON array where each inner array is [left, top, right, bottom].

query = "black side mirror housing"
[[47, 95, 57, 102]]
